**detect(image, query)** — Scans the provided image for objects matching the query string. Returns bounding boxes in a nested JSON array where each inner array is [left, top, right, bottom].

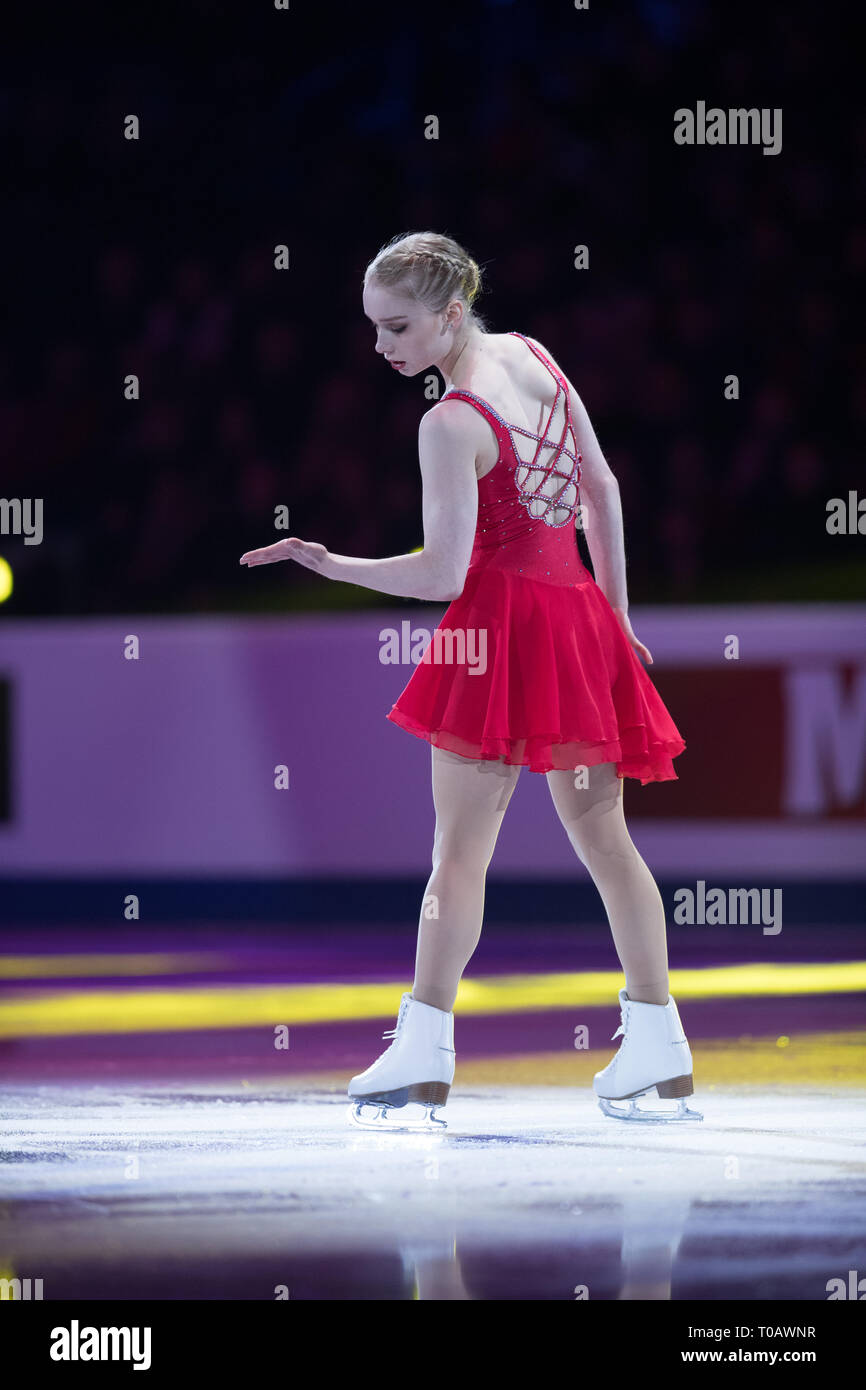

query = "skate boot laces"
[[381, 994, 412, 1041]]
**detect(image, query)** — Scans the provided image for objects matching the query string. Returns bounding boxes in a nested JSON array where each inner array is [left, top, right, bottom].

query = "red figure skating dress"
[[387, 333, 686, 782]]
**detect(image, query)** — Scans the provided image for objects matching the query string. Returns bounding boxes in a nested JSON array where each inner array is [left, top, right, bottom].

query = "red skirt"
[[386, 566, 685, 782]]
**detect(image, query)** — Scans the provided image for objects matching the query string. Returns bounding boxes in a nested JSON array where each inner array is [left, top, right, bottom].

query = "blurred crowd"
[[2, 1, 860, 614]]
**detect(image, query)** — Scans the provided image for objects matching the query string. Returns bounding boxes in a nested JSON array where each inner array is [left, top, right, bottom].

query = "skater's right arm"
[[239, 410, 477, 602], [412, 404, 479, 599]]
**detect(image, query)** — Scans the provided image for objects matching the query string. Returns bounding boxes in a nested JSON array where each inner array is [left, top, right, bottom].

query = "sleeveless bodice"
[[441, 332, 590, 587]]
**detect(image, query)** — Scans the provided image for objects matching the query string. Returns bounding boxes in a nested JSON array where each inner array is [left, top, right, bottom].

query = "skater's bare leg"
[[546, 762, 669, 1005], [412, 746, 521, 1012]]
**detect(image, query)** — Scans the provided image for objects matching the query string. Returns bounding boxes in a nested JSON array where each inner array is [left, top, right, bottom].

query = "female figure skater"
[[240, 231, 698, 1128]]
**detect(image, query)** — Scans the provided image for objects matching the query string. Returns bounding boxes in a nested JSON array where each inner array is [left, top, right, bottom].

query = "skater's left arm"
[[525, 337, 653, 665]]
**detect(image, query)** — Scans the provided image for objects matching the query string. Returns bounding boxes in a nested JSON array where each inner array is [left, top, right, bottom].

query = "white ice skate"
[[348, 992, 455, 1131], [593, 988, 703, 1122]]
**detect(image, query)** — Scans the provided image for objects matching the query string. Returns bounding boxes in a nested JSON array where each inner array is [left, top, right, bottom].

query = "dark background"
[[2, 0, 861, 615]]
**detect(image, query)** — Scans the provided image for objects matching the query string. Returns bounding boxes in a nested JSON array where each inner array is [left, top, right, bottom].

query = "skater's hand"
[[613, 607, 653, 665], [240, 537, 330, 574]]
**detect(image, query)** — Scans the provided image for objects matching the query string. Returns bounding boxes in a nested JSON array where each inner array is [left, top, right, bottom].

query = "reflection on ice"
[[1, 1082, 863, 1299]]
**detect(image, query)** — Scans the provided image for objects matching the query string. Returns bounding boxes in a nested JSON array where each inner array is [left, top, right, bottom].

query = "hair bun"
[[465, 259, 481, 303]]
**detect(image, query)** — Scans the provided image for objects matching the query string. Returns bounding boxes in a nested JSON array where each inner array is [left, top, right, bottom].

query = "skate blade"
[[348, 1100, 447, 1133], [597, 1095, 703, 1123]]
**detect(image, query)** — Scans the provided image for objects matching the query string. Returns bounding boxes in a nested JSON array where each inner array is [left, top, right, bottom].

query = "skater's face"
[[363, 280, 462, 377]]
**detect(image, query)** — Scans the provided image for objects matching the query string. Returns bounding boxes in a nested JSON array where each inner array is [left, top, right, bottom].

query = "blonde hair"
[[363, 230, 489, 331]]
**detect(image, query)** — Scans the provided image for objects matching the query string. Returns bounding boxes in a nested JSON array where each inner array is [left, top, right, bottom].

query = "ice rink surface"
[[2, 1078, 864, 1300]]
